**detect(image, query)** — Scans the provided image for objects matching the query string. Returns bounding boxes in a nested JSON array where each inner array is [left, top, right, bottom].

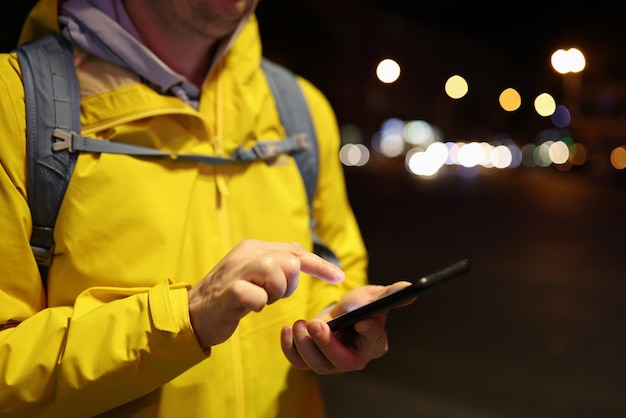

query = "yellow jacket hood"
[[18, 0, 60, 45]]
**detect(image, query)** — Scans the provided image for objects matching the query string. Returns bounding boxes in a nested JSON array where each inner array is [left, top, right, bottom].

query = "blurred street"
[[319, 164, 626, 418]]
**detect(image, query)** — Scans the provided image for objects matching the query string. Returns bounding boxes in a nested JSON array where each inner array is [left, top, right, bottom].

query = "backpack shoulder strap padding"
[[16, 34, 80, 270], [261, 58, 318, 205], [261, 58, 339, 265]]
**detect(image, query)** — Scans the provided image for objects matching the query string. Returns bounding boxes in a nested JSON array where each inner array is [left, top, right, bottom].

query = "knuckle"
[[258, 254, 281, 273], [238, 238, 256, 250], [288, 241, 306, 256]]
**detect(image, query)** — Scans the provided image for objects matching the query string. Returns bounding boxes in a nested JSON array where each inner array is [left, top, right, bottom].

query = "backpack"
[[15, 34, 338, 284]]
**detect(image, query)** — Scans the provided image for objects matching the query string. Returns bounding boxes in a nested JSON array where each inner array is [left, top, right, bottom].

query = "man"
[[0, 0, 410, 417]]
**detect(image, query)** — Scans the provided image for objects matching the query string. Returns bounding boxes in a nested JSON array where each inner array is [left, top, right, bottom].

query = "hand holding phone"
[[327, 258, 471, 332]]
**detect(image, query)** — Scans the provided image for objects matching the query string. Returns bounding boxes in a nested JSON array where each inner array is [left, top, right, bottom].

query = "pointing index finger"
[[288, 242, 345, 284]]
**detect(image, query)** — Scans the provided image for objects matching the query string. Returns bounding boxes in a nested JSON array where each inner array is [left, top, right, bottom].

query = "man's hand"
[[280, 282, 413, 374], [187, 239, 345, 353]]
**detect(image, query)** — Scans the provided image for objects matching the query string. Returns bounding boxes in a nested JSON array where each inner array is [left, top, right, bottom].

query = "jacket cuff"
[[148, 280, 208, 358]]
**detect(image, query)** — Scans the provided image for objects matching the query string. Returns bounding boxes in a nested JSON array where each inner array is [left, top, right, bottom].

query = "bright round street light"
[[551, 48, 586, 74], [551, 47, 586, 126]]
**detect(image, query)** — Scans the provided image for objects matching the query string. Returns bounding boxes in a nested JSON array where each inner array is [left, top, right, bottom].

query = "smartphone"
[[327, 258, 471, 332]]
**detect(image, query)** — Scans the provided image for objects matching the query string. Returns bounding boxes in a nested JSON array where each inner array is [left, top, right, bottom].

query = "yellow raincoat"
[[0, 1, 368, 417]]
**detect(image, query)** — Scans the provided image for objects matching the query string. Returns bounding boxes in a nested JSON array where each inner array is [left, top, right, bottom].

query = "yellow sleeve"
[[0, 53, 205, 418], [297, 76, 369, 318]]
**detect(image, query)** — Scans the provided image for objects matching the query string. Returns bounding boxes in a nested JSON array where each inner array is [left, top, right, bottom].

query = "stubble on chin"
[[181, 0, 255, 39]]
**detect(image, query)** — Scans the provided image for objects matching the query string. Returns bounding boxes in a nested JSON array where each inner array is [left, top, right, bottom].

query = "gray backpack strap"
[[261, 58, 339, 266], [16, 34, 80, 278]]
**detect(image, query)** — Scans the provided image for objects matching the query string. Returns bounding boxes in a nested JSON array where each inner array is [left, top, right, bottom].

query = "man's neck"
[[142, 32, 219, 88], [124, 1, 221, 88]]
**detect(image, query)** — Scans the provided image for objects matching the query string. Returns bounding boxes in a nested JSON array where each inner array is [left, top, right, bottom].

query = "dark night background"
[[3, 2, 626, 417]]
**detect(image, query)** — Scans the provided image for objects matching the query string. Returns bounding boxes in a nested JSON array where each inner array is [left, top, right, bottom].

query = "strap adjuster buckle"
[[52, 128, 76, 152], [253, 141, 283, 160]]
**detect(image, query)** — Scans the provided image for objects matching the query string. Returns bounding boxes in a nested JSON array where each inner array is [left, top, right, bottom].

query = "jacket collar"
[[18, 0, 262, 108]]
